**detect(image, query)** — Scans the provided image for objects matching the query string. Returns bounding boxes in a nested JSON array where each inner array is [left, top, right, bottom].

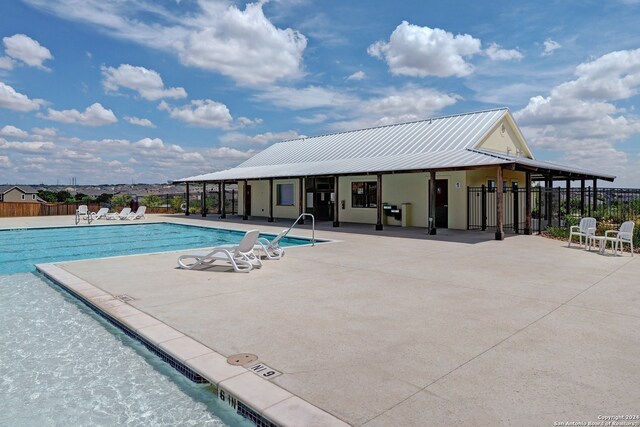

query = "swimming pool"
[[0, 273, 252, 427], [0, 222, 313, 426], [0, 222, 311, 274]]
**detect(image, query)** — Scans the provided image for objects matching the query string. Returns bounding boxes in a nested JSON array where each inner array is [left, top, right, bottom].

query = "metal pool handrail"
[[284, 213, 315, 246]]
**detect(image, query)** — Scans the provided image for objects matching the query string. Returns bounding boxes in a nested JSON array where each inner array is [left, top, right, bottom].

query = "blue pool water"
[[0, 273, 252, 427], [0, 222, 310, 274]]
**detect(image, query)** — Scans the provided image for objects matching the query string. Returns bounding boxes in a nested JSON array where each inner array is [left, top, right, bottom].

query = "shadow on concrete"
[[159, 214, 527, 245]]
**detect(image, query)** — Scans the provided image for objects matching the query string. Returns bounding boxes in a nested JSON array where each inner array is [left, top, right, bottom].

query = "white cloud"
[[32, 127, 58, 137], [0, 56, 14, 70], [346, 70, 366, 81], [203, 146, 257, 160], [158, 99, 234, 129], [515, 48, 640, 184], [102, 64, 187, 100], [331, 87, 460, 131], [255, 85, 357, 110], [39, 102, 118, 126], [0, 138, 55, 153], [24, 0, 306, 85], [0, 125, 29, 138], [295, 113, 328, 124], [0, 81, 44, 112], [542, 39, 561, 56], [0, 155, 11, 168], [2, 34, 53, 69], [219, 130, 303, 145], [368, 21, 481, 77], [179, 2, 307, 85], [124, 116, 156, 128], [485, 42, 523, 61]]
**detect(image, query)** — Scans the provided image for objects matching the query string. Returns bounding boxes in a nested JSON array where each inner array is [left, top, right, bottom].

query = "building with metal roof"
[[176, 108, 614, 239]]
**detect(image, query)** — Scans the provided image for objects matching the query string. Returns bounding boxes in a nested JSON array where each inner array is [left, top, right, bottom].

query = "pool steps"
[[36, 263, 348, 427]]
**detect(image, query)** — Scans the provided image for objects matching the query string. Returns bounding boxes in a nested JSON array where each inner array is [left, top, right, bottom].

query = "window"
[[351, 181, 377, 208], [21, 194, 25, 200], [32, 194, 36, 200], [277, 183, 294, 206]]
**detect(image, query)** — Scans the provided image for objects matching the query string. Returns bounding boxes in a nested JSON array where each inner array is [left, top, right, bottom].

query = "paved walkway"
[[5, 215, 639, 426]]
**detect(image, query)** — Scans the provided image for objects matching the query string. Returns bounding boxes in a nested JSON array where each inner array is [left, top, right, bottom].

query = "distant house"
[[0, 185, 45, 203]]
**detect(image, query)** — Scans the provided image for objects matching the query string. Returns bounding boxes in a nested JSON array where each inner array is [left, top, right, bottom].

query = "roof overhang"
[[174, 148, 614, 183]]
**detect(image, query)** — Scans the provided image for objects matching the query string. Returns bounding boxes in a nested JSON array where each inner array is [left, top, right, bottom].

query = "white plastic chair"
[[568, 217, 596, 248], [126, 206, 146, 220], [255, 229, 287, 260], [604, 221, 635, 256], [177, 229, 263, 272], [106, 207, 131, 220], [76, 205, 89, 219], [91, 207, 109, 220]]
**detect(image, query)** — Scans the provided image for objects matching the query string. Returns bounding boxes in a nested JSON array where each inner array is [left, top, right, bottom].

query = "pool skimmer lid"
[[227, 353, 258, 366], [115, 294, 134, 302]]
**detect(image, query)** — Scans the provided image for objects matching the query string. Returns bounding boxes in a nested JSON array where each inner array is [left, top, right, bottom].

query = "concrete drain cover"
[[115, 294, 134, 302], [227, 353, 258, 366]]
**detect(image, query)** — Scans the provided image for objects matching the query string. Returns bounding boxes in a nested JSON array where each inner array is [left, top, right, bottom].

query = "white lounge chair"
[[255, 229, 287, 260], [91, 207, 109, 220], [106, 207, 131, 220], [568, 217, 596, 248], [126, 206, 146, 220], [177, 229, 263, 273], [603, 221, 635, 256]]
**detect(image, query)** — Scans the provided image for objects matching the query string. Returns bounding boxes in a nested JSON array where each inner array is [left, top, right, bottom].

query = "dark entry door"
[[435, 179, 448, 228], [244, 185, 251, 216]]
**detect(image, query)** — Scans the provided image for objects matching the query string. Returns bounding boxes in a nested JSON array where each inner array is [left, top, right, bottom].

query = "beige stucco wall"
[[3, 188, 37, 202], [235, 167, 526, 229], [239, 179, 303, 219], [477, 117, 533, 158]]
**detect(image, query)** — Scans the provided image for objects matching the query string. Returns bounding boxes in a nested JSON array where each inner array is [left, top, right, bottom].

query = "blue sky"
[[1, 0, 639, 186]]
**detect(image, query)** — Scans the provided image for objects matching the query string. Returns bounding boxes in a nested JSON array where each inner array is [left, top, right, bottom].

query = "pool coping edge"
[[36, 262, 350, 427]]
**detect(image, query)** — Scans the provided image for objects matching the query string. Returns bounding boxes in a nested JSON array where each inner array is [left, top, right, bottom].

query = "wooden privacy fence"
[[0, 202, 42, 217]]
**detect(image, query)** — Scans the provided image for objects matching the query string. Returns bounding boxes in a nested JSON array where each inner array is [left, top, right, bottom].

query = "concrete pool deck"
[[5, 215, 640, 426]]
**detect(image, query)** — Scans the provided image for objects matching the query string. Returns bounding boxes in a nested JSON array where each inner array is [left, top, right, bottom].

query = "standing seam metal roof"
[[177, 108, 614, 182]]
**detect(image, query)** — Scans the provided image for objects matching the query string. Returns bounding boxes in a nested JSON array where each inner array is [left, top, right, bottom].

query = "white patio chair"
[[91, 207, 109, 220], [568, 217, 596, 248], [106, 207, 131, 220], [177, 229, 262, 273], [126, 206, 146, 220], [255, 229, 287, 260], [76, 205, 89, 219], [604, 221, 635, 256]]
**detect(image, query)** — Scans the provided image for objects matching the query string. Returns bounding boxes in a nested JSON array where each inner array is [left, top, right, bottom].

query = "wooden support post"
[[242, 180, 248, 220], [495, 166, 504, 240], [185, 182, 190, 216], [298, 177, 305, 225], [429, 171, 437, 235], [268, 178, 274, 222], [220, 182, 226, 218], [201, 182, 207, 217], [333, 176, 340, 227], [565, 178, 571, 226], [376, 174, 383, 230], [524, 172, 532, 235], [592, 179, 598, 215], [580, 179, 585, 216]]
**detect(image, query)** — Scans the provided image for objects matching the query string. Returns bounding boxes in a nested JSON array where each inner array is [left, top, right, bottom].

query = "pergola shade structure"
[[175, 109, 614, 240]]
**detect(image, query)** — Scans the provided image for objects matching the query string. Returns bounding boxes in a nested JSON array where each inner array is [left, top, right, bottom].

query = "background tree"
[[37, 190, 57, 202], [56, 190, 71, 202]]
